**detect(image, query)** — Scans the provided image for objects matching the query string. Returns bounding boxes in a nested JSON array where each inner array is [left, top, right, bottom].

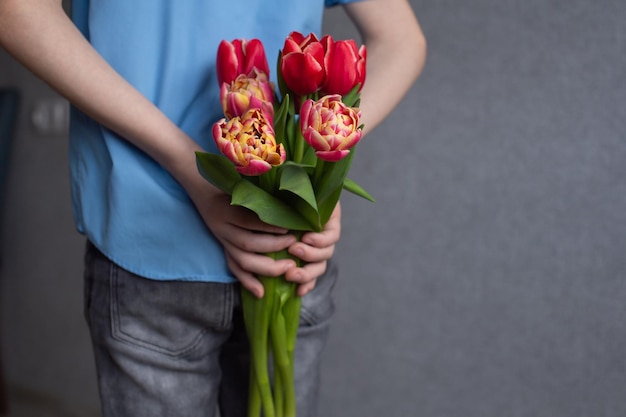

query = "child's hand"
[[192, 185, 298, 298], [287, 203, 342, 296]]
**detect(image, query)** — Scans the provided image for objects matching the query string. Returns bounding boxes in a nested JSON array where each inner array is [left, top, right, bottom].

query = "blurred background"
[[1, 0, 625, 416]]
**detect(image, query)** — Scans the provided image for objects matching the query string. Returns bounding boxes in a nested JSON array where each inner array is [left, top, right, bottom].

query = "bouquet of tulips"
[[196, 31, 372, 417]]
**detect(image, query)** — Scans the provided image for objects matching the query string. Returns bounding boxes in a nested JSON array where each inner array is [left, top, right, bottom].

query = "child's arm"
[[345, 0, 427, 133], [0, 0, 299, 297]]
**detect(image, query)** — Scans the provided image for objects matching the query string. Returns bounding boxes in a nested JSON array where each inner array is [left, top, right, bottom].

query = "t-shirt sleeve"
[[325, 0, 362, 7]]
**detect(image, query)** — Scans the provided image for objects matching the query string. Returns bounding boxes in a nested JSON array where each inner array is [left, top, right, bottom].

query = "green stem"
[[313, 159, 325, 191], [284, 232, 303, 365], [242, 246, 304, 417], [271, 298, 296, 417], [292, 119, 304, 164], [241, 288, 260, 417], [284, 293, 301, 365], [273, 350, 284, 417], [242, 281, 276, 417], [247, 366, 261, 417]]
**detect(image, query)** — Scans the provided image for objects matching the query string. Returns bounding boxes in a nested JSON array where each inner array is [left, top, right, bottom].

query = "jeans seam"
[[221, 284, 233, 329]]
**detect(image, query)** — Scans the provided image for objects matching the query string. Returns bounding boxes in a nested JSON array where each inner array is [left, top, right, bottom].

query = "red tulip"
[[299, 95, 362, 162], [322, 39, 366, 96], [280, 32, 330, 96], [213, 108, 285, 176], [216, 38, 270, 85]]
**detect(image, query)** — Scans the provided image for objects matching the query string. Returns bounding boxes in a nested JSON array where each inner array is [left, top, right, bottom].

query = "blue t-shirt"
[[69, 0, 358, 282]]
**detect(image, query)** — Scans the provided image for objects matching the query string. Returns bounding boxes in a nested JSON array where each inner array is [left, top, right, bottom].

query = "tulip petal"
[[299, 99, 314, 130], [336, 130, 363, 151], [243, 39, 270, 77], [221, 141, 241, 165], [321, 35, 334, 77], [281, 53, 324, 96], [315, 150, 350, 162], [282, 38, 302, 55], [303, 127, 331, 151], [238, 159, 272, 176], [324, 41, 359, 95], [288, 31, 307, 46], [216, 40, 240, 85], [357, 45, 367, 84], [224, 92, 251, 119], [212, 118, 227, 142], [303, 42, 326, 68]]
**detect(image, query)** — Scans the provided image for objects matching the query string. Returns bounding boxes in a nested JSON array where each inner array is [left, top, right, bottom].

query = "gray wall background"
[[1, 1, 625, 416]]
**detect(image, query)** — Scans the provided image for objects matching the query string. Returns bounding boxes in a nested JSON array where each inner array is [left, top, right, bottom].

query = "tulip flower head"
[[322, 38, 366, 96], [220, 69, 275, 119], [216, 38, 270, 85], [213, 108, 286, 176], [280, 32, 331, 96], [300, 94, 363, 162]]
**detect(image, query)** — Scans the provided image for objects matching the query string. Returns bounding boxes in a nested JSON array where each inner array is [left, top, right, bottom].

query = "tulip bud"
[[299, 95, 363, 162], [213, 108, 285, 176], [279, 32, 330, 96], [216, 38, 271, 85], [322, 39, 366, 96], [220, 70, 275, 119]]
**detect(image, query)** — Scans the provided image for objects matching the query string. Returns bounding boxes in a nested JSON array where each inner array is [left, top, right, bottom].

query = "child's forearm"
[[344, 0, 427, 134], [0, 0, 202, 189]]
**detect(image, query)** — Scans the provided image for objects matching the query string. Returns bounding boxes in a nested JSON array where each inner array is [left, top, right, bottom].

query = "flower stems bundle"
[[242, 250, 301, 417], [197, 32, 372, 417]]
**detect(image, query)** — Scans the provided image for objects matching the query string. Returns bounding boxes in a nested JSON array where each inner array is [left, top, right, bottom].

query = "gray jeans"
[[83, 241, 336, 417]]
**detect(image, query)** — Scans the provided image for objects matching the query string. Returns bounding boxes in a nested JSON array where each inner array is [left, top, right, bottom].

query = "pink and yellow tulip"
[[213, 108, 286, 176], [299, 94, 363, 162], [220, 70, 275, 119]]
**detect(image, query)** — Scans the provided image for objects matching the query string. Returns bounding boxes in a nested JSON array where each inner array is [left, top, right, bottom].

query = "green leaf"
[[232, 180, 313, 230], [280, 191, 322, 232], [276, 50, 290, 98], [274, 94, 290, 145], [315, 150, 355, 204], [195, 152, 241, 195], [279, 165, 318, 211], [288, 92, 297, 117], [343, 177, 376, 202], [290, 114, 305, 163], [282, 160, 315, 170], [342, 84, 361, 108], [300, 146, 317, 167], [317, 185, 343, 227]]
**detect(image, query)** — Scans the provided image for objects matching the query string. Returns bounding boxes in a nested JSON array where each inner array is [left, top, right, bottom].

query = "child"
[[0, 0, 426, 415]]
